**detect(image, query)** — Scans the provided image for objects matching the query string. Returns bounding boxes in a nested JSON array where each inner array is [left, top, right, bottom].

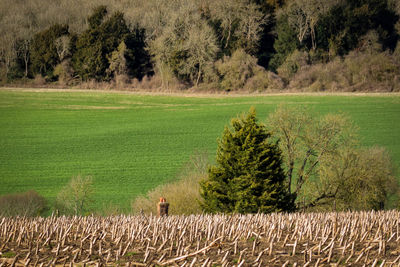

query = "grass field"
[[0, 89, 399, 212]]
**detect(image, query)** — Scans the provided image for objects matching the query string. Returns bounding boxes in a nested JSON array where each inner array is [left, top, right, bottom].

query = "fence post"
[[157, 197, 169, 216]]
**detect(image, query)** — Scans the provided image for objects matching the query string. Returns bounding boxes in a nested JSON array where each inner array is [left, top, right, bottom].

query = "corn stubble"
[[0, 211, 400, 266]]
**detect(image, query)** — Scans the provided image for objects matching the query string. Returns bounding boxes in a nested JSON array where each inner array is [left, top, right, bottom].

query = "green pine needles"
[[200, 107, 295, 214]]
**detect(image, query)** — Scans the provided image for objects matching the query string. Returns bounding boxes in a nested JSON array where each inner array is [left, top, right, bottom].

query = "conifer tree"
[[200, 107, 294, 213], [72, 6, 151, 81], [30, 24, 69, 76]]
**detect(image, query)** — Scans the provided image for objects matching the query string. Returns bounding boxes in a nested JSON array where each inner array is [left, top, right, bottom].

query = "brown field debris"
[[1, 211, 400, 266]]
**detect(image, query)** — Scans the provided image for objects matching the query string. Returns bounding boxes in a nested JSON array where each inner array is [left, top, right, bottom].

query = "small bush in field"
[[132, 152, 209, 215], [55, 175, 94, 215], [0, 190, 47, 217]]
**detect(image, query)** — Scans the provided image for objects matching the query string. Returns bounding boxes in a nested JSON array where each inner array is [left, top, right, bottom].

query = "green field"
[[0, 89, 399, 212]]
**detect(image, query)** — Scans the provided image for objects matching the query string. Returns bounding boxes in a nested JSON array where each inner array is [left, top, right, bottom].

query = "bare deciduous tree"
[[56, 175, 94, 215], [55, 35, 71, 62], [0, 22, 17, 79], [209, 0, 267, 54], [310, 146, 398, 210], [268, 105, 397, 210], [285, 0, 337, 50], [150, 0, 218, 87]]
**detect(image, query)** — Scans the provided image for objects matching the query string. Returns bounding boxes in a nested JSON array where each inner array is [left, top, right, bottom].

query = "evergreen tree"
[[269, 14, 299, 71], [30, 24, 69, 77], [124, 27, 153, 80], [72, 9, 129, 81], [88, 5, 107, 29], [316, 0, 398, 55], [72, 6, 151, 81], [200, 107, 294, 214]]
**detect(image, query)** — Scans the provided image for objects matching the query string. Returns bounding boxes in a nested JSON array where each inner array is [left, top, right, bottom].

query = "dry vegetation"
[[1, 211, 400, 266], [132, 152, 208, 216], [0, 191, 47, 218]]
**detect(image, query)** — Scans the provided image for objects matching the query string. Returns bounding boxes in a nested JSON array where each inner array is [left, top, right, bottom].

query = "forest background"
[[1, 0, 400, 92]]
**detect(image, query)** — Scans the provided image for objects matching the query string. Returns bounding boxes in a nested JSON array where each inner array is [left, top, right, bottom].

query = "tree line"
[[1, 0, 400, 91]]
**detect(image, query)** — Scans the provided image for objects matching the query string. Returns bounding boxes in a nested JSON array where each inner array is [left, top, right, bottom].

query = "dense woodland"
[[1, 0, 400, 91]]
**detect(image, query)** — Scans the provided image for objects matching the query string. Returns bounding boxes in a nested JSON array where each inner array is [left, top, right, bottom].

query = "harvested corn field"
[[1, 211, 400, 266]]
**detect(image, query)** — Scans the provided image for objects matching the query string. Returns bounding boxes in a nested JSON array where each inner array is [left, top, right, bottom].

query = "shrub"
[[32, 74, 47, 87], [132, 151, 209, 215], [215, 49, 258, 91], [344, 50, 399, 91], [394, 41, 400, 60], [214, 49, 283, 92], [114, 74, 130, 89], [0, 190, 47, 217], [244, 70, 284, 92], [136, 73, 185, 91], [287, 34, 400, 92], [277, 49, 309, 83], [202, 62, 220, 84], [53, 60, 74, 86], [221, 50, 253, 89]]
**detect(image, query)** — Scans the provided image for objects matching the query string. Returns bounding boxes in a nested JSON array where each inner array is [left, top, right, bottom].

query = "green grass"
[[1, 251, 16, 258], [0, 89, 399, 212]]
